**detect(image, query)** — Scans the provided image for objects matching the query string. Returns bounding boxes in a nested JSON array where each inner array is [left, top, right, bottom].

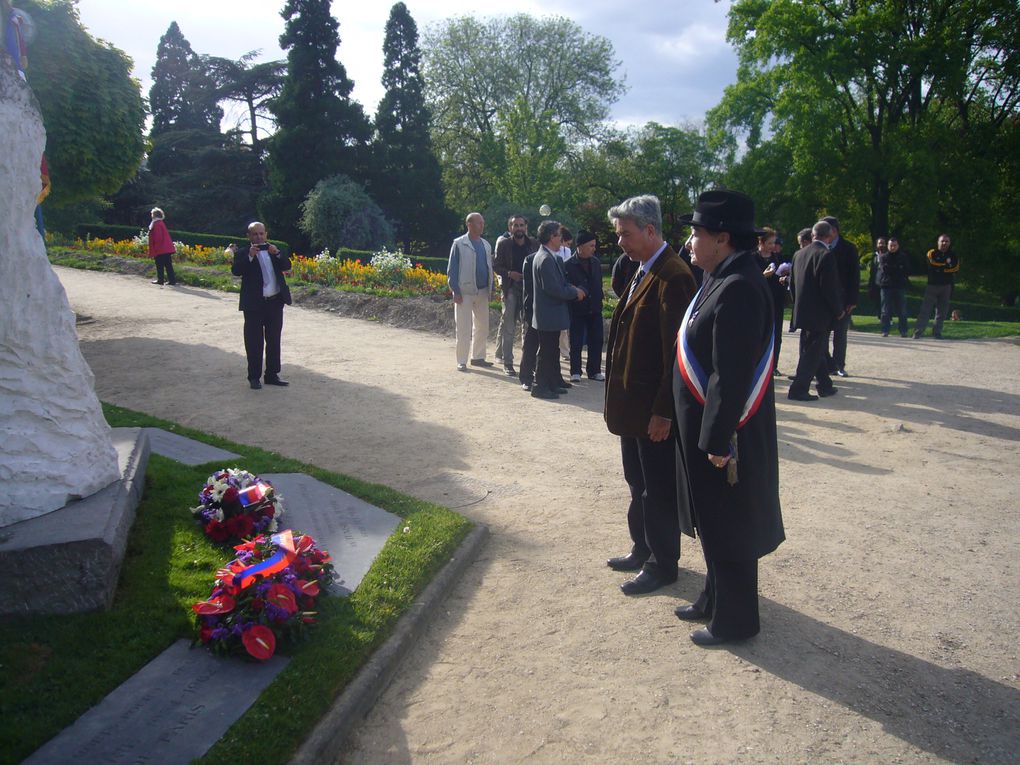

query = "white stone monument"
[[0, 61, 120, 526]]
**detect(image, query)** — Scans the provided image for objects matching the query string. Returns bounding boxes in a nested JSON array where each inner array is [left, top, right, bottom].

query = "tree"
[[203, 51, 285, 156], [299, 175, 394, 253], [422, 14, 625, 213], [20, 0, 145, 225], [710, 0, 1020, 287], [150, 21, 222, 136], [262, 0, 372, 249], [372, 2, 450, 252]]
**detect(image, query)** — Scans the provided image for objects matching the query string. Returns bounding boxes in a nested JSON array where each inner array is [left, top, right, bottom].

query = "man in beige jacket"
[[447, 213, 495, 371]]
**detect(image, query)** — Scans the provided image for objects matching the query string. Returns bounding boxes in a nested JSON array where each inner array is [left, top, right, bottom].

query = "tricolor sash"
[[230, 530, 297, 590], [676, 287, 775, 429]]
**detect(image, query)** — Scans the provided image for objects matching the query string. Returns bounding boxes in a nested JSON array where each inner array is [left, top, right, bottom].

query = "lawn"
[[0, 404, 472, 765]]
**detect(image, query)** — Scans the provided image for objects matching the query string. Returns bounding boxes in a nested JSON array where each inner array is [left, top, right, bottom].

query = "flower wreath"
[[192, 530, 335, 660], [191, 468, 283, 543]]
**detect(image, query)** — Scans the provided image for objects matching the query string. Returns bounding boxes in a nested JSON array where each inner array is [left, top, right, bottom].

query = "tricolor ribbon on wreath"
[[217, 529, 297, 590]]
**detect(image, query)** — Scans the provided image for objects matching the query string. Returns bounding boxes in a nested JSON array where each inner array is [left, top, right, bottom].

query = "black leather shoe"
[[554, 386, 569, 394], [504, 366, 517, 377], [620, 569, 676, 595], [836, 369, 848, 377], [690, 627, 756, 647], [607, 553, 647, 572], [470, 358, 494, 367], [530, 387, 559, 399], [264, 376, 289, 386], [787, 392, 818, 401], [817, 386, 838, 398], [151, 279, 164, 285], [675, 604, 708, 622], [249, 379, 262, 390]]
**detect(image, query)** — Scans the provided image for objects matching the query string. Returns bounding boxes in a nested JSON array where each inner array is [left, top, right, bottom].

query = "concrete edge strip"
[[288, 522, 490, 765]]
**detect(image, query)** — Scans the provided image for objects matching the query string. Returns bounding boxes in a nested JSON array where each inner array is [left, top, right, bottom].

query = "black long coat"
[[672, 250, 785, 561]]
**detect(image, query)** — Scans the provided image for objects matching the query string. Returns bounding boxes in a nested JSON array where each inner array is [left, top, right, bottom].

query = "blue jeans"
[[880, 287, 907, 335]]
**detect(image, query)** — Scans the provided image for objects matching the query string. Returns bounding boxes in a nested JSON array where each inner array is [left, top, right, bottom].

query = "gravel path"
[[59, 267, 1020, 765]]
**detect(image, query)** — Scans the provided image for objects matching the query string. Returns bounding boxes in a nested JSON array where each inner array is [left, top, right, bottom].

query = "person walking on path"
[[604, 195, 697, 595], [228, 221, 292, 389], [148, 207, 177, 286], [672, 189, 785, 646], [913, 234, 960, 339], [448, 213, 494, 371]]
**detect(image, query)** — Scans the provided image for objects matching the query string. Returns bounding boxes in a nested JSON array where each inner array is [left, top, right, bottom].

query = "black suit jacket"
[[232, 246, 292, 312], [789, 241, 842, 331], [564, 254, 604, 316], [672, 249, 784, 560], [831, 236, 860, 307]]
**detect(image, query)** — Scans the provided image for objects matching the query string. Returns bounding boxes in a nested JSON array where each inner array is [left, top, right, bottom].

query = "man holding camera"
[[228, 222, 292, 390]]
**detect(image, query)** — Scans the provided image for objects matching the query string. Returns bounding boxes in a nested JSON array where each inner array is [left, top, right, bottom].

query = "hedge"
[[75, 224, 291, 256]]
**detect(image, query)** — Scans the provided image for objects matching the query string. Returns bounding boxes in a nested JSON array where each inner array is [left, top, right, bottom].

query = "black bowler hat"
[[678, 189, 765, 236]]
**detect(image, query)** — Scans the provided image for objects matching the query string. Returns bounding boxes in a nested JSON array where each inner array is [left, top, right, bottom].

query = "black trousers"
[[828, 313, 851, 371], [692, 550, 760, 640], [569, 313, 604, 377], [154, 253, 176, 284], [790, 328, 833, 395], [243, 295, 284, 382], [518, 323, 539, 386], [620, 436, 679, 579], [535, 329, 561, 391]]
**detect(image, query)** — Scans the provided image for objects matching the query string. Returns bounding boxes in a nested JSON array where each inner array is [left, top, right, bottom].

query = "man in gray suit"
[[530, 220, 585, 399]]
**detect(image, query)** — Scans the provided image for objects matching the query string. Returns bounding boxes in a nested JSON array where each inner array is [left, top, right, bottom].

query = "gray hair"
[[247, 220, 266, 234], [537, 219, 561, 245], [150, 207, 164, 219], [812, 220, 833, 240], [798, 228, 812, 243], [607, 195, 662, 236]]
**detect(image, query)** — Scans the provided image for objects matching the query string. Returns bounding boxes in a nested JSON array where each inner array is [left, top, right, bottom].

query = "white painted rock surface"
[[0, 64, 119, 526]]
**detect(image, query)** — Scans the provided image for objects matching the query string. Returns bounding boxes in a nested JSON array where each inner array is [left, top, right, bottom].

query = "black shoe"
[[554, 386, 569, 394], [530, 387, 559, 399], [675, 604, 708, 622], [151, 279, 164, 285], [558, 380, 573, 388], [607, 553, 647, 572], [264, 376, 289, 386], [817, 386, 838, 398], [620, 569, 676, 596], [786, 374, 797, 381], [470, 358, 494, 367], [788, 391, 818, 401], [690, 627, 755, 647], [249, 379, 262, 390], [504, 366, 517, 377], [836, 369, 848, 377]]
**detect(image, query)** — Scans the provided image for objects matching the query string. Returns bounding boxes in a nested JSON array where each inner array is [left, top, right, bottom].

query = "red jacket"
[[148, 219, 175, 257]]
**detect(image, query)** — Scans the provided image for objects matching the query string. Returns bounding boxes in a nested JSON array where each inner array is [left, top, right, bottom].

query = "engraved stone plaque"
[[145, 428, 240, 466], [263, 473, 400, 595], [22, 640, 288, 765]]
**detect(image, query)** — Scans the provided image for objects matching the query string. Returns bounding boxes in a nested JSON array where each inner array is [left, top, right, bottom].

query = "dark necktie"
[[628, 268, 645, 303]]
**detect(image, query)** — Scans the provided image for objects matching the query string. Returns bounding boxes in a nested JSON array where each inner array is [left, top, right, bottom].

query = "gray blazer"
[[531, 246, 577, 331]]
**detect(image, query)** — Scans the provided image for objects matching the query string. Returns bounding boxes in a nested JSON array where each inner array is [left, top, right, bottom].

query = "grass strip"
[[0, 403, 472, 765]]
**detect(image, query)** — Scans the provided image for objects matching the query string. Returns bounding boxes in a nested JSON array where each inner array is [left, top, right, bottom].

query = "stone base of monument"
[[0, 428, 150, 617]]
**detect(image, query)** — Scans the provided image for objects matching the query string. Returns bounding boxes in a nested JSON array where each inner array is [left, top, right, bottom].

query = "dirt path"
[[59, 267, 1020, 764]]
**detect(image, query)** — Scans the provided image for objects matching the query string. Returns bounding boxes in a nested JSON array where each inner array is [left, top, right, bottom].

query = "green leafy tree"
[[149, 21, 222, 135], [423, 14, 625, 213], [203, 51, 285, 156], [372, 3, 450, 252], [262, 0, 372, 249], [20, 0, 145, 226], [299, 175, 394, 253], [710, 0, 1020, 288]]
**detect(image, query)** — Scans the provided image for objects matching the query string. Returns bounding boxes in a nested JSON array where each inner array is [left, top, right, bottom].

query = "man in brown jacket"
[[604, 195, 697, 595]]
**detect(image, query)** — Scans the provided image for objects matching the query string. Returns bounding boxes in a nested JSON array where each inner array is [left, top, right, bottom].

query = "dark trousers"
[[535, 329, 561, 391], [692, 550, 760, 640], [828, 313, 851, 371], [154, 253, 176, 285], [880, 287, 908, 335], [518, 323, 540, 386], [772, 305, 784, 370], [791, 328, 833, 396], [243, 295, 284, 382], [620, 436, 679, 579], [569, 313, 603, 377]]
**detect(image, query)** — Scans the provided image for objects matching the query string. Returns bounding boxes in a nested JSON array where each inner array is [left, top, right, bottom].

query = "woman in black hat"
[[672, 189, 785, 646]]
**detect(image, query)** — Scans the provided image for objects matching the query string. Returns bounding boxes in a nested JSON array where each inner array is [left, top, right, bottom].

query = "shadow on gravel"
[[732, 599, 1020, 764]]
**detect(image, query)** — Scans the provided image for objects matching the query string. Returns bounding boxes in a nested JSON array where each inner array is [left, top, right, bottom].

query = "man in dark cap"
[[564, 230, 606, 381]]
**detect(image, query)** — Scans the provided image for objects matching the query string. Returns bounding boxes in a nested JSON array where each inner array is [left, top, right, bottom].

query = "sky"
[[75, 0, 739, 131]]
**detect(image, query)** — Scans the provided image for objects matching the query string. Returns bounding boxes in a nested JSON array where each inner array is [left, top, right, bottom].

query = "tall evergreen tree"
[[372, 3, 450, 251], [262, 0, 371, 248], [149, 22, 222, 135]]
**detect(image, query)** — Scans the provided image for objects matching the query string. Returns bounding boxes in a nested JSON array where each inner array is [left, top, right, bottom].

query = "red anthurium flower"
[[295, 534, 315, 554], [267, 584, 298, 614], [192, 594, 236, 615], [242, 625, 276, 660], [297, 579, 320, 597]]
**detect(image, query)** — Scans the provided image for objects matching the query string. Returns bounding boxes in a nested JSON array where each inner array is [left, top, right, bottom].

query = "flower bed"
[[289, 249, 449, 297]]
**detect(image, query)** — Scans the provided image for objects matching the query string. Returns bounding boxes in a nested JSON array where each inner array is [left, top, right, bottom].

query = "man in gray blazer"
[[530, 220, 585, 399]]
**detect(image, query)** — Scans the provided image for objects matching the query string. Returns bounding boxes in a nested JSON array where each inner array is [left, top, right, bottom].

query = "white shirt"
[[254, 249, 279, 297]]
